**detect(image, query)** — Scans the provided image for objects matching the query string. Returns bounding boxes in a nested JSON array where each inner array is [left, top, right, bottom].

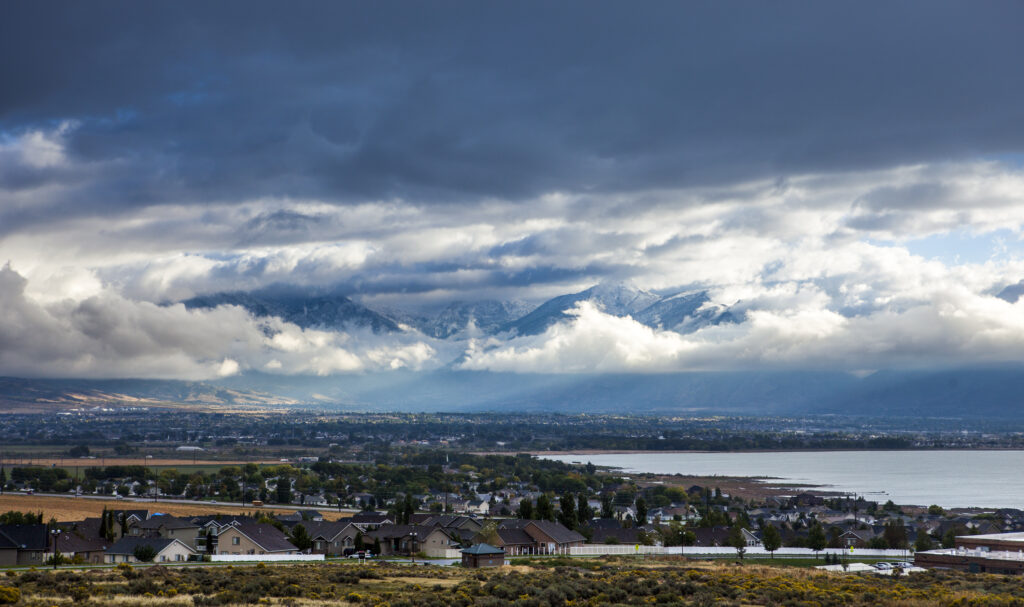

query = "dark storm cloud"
[[3, 0, 1024, 230]]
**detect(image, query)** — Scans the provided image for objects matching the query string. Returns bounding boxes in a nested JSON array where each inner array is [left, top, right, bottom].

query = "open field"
[[0, 493, 352, 522]]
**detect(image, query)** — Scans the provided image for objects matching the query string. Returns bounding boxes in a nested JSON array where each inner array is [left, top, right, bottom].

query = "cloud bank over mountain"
[[3, 3, 1024, 381]]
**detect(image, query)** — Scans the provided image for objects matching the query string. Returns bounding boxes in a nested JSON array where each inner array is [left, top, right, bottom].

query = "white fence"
[[210, 554, 325, 563], [569, 545, 912, 558]]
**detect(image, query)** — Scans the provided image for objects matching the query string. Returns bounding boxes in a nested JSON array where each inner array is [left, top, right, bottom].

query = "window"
[[232, 537, 240, 545]]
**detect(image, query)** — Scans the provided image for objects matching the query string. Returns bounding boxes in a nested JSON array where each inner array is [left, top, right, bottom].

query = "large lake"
[[541, 450, 1024, 509]]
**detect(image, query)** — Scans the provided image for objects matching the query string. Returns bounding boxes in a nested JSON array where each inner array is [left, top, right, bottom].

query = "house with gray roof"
[[105, 536, 196, 564]]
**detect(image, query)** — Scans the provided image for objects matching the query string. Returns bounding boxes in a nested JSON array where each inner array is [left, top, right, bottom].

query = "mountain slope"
[[183, 287, 400, 333], [500, 283, 661, 336]]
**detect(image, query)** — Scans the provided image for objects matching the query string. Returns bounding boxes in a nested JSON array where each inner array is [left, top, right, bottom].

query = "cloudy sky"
[[4, 1, 1024, 380]]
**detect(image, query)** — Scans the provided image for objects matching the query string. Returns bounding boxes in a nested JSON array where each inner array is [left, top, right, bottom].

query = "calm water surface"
[[542, 450, 1024, 509]]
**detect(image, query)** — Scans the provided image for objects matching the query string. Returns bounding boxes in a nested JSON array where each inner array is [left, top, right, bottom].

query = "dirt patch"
[[0, 493, 352, 521]]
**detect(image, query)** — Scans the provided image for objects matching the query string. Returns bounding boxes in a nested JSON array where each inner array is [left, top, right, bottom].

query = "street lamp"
[[410, 532, 417, 565], [51, 529, 60, 570]]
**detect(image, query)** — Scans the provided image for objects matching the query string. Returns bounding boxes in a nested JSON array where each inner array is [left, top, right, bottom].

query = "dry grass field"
[[0, 493, 352, 521], [2, 557, 1022, 606]]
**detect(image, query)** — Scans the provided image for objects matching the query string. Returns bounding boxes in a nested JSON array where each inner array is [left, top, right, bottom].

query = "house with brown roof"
[[491, 520, 585, 555], [215, 523, 298, 556], [50, 531, 110, 564]]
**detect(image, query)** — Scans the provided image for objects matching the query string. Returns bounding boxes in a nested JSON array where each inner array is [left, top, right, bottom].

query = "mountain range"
[[7, 282, 1024, 419], [183, 282, 737, 339]]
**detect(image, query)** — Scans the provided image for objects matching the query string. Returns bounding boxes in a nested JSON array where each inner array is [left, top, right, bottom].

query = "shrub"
[[0, 586, 19, 605]]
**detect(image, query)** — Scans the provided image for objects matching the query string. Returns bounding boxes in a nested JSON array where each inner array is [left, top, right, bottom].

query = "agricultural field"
[[3, 557, 1024, 606], [0, 494, 351, 522]]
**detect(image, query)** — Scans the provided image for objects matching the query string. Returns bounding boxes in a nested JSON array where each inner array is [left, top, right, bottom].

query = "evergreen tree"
[[558, 494, 577, 530], [915, 531, 934, 552], [0, 466, 6, 492], [600, 493, 614, 519], [727, 523, 747, 560], [808, 522, 827, 558], [636, 497, 648, 525], [536, 494, 555, 522], [402, 494, 415, 525], [291, 524, 312, 551], [276, 478, 291, 504], [762, 524, 782, 559], [576, 494, 593, 527], [517, 498, 534, 520], [883, 519, 908, 549]]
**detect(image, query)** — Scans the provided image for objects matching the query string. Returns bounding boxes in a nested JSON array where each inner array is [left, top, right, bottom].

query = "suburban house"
[[491, 520, 585, 555], [418, 515, 483, 544], [304, 521, 360, 556], [741, 528, 762, 547], [465, 500, 490, 516], [349, 511, 393, 531], [368, 524, 459, 557], [692, 526, 731, 547], [461, 543, 505, 568], [214, 523, 299, 556], [135, 515, 201, 544], [0, 524, 48, 566], [589, 527, 643, 545], [114, 510, 149, 537], [416, 527, 463, 557], [105, 537, 196, 564], [50, 531, 110, 564]]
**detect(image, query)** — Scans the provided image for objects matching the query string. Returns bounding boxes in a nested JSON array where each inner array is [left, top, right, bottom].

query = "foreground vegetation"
[[4, 557, 1024, 606]]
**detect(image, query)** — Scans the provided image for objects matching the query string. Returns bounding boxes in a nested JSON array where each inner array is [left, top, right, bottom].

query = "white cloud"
[[0, 265, 439, 380], [460, 290, 1024, 373]]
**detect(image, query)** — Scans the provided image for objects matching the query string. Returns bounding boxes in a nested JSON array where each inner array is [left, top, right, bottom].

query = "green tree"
[[727, 523, 747, 560], [942, 528, 958, 549], [132, 544, 157, 562], [475, 521, 501, 546], [914, 532, 934, 552], [883, 519, 908, 549], [558, 495, 577, 530], [807, 522, 827, 558], [636, 497, 648, 525], [762, 524, 782, 559], [928, 504, 945, 516], [535, 494, 555, 522], [600, 493, 614, 519], [576, 494, 593, 527], [276, 478, 291, 504], [290, 524, 312, 551], [517, 498, 534, 520]]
